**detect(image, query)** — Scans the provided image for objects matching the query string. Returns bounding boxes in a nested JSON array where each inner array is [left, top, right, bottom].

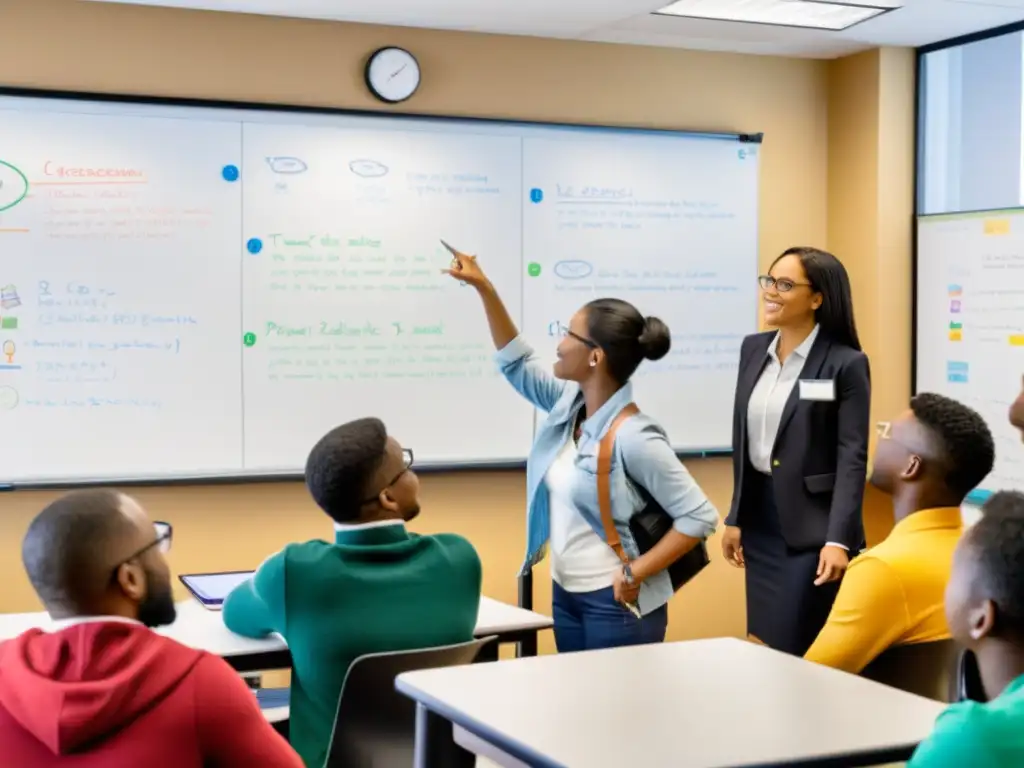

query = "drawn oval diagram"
[[349, 159, 389, 178], [553, 260, 593, 280], [265, 156, 308, 174], [0, 160, 29, 213]]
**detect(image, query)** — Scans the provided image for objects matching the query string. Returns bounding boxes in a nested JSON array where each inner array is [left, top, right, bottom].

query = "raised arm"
[[443, 247, 567, 412], [442, 248, 518, 350]]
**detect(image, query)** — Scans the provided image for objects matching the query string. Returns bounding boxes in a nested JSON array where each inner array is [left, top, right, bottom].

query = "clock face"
[[366, 48, 421, 104]]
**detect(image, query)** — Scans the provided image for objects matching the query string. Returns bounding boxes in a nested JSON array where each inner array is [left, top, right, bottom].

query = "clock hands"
[[388, 63, 408, 82]]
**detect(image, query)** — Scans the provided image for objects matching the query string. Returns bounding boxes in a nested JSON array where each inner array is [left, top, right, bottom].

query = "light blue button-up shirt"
[[497, 335, 720, 615]]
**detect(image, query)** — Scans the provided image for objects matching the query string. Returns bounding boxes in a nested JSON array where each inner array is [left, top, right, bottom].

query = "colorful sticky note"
[[950, 300, 961, 313], [0, 317, 16, 330], [949, 321, 962, 330], [984, 219, 1010, 235], [1010, 335, 1024, 347], [949, 330, 963, 342]]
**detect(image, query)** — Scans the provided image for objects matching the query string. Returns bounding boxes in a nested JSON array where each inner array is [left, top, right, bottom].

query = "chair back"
[[955, 648, 987, 702], [859, 639, 959, 702], [323, 636, 495, 768]]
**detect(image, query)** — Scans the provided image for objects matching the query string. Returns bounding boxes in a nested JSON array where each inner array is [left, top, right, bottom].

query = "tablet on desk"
[[179, 571, 254, 610]]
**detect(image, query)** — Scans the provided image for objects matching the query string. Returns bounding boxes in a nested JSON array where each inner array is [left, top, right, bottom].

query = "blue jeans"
[[552, 581, 668, 653]]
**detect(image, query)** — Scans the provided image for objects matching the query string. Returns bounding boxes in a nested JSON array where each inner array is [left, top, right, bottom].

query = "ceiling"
[[83, 0, 1024, 58]]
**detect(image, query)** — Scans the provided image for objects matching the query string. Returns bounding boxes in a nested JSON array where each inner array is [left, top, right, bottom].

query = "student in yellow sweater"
[[804, 393, 994, 673]]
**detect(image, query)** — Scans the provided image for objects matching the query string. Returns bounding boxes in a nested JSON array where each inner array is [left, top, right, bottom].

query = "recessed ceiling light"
[[654, 0, 901, 31]]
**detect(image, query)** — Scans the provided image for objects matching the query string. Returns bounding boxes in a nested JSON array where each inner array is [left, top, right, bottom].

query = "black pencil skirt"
[[742, 472, 840, 656]]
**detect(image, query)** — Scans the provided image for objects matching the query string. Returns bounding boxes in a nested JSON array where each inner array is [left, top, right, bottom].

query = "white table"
[[0, 595, 552, 671], [397, 637, 947, 768]]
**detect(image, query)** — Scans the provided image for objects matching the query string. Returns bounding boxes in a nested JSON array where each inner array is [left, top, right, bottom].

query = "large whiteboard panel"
[[0, 92, 759, 483], [521, 134, 757, 450], [916, 210, 1024, 501], [0, 107, 244, 482], [240, 122, 531, 470]]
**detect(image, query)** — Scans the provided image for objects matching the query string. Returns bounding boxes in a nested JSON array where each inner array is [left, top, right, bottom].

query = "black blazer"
[[725, 330, 871, 551]]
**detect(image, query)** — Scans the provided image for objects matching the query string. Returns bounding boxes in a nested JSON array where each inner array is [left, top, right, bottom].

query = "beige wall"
[[827, 48, 916, 445], [0, 0, 913, 652]]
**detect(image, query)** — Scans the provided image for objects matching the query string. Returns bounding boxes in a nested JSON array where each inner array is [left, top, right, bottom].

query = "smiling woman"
[[442, 244, 719, 652], [724, 246, 871, 656]]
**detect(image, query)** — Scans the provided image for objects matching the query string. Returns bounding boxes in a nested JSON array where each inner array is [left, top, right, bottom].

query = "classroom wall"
[[826, 48, 916, 544], [0, 0, 913, 651]]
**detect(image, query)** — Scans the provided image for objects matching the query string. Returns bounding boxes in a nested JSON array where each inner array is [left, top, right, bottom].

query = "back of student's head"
[[22, 489, 175, 626], [958, 492, 1024, 639], [584, 298, 670, 385], [306, 417, 422, 525], [910, 393, 994, 500]]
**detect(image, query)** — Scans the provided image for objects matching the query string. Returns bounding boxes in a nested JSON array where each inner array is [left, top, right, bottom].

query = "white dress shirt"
[[745, 324, 847, 551]]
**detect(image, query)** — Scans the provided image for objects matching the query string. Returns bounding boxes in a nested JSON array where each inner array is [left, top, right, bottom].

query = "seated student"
[[0, 489, 301, 767], [908, 492, 1024, 766], [804, 393, 994, 673], [223, 417, 483, 768]]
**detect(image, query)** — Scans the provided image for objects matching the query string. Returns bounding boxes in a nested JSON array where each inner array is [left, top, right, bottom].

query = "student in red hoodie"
[[0, 488, 302, 767]]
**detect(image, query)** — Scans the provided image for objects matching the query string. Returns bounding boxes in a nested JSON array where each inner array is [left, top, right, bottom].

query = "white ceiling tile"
[[79, 0, 1024, 57]]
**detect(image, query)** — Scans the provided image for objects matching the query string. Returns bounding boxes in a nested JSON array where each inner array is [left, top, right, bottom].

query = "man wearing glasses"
[[804, 393, 994, 673], [223, 417, 482, 768], [0, 489, 301, 767]]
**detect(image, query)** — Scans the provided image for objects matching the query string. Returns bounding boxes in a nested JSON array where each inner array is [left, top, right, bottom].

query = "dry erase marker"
[[440, 239, 466, 285]]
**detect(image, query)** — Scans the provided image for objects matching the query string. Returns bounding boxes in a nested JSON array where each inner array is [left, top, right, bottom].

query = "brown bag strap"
[[597, 402, 640, 565]]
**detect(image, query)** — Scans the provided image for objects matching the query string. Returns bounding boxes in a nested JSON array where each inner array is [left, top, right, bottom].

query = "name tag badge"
[[799, 379, 836, 402]]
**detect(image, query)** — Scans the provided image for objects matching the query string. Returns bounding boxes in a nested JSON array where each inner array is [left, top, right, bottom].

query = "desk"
[[0, 596, 552, 672], [397, 638, 947, 768]]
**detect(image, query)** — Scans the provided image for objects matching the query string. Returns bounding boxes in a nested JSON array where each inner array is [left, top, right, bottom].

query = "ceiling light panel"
[[654, 0, 899, 31]]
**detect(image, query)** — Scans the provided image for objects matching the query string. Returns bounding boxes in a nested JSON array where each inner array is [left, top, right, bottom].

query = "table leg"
[[414, 704, 475, 768], [517, 631, 538, 658], [413, 703, 433, 768]]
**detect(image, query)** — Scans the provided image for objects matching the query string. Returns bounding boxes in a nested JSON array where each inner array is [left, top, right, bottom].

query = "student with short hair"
[[223, 418, 482, 768], [908, 492, 1024, 766], [804, 393, 994, 673], [0, 489, 301, 767]]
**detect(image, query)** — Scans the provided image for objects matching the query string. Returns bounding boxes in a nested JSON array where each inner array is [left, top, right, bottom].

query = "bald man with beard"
[[0, 489, 301, 767]]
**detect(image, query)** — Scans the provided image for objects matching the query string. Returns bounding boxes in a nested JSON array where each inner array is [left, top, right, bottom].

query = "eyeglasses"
[[758, 275, 813, 293], [555, 322, 599, 350], [360, 448, 414, 505], [111, 521, 173, 579]]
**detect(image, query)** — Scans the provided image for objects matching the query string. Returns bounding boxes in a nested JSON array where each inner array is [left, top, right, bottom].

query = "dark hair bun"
[[638, 316, 671, 361]]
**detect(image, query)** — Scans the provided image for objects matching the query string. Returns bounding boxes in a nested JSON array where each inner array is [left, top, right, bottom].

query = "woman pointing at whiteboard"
[[444, 246, 718, 651], [723, 247, 870, 656]]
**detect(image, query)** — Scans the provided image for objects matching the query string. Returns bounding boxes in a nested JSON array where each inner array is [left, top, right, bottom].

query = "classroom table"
[[0, 595, 552, 672], [396, 637, 948, 768]]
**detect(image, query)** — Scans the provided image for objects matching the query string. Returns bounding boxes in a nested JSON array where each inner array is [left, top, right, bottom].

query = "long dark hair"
[[770, 247, 861, 352]]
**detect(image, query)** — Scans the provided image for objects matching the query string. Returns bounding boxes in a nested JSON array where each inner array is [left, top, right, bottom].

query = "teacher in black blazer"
[[723, 246, 871, 656]]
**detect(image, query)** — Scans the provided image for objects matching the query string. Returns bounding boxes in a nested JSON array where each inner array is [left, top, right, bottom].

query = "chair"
[[954, 648, 987, 703], [323, 636, 496, 768], [859, 639, 960, 702]]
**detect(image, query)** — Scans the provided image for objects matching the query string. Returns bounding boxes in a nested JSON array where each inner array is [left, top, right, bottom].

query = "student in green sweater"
[[223, 417, 482, 768], [908, 491, 1024, 767]]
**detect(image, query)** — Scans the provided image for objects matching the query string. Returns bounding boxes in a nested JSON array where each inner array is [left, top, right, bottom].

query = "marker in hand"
[[440, 239, 466, 286]]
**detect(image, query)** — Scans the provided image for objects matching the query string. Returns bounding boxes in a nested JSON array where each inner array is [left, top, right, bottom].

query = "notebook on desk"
[[179, 571, 254, 610]]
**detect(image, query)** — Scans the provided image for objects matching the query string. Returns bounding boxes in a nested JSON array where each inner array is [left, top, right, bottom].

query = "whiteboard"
[[0, 92, 760, 484], [916, 209, 1024, 503]]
